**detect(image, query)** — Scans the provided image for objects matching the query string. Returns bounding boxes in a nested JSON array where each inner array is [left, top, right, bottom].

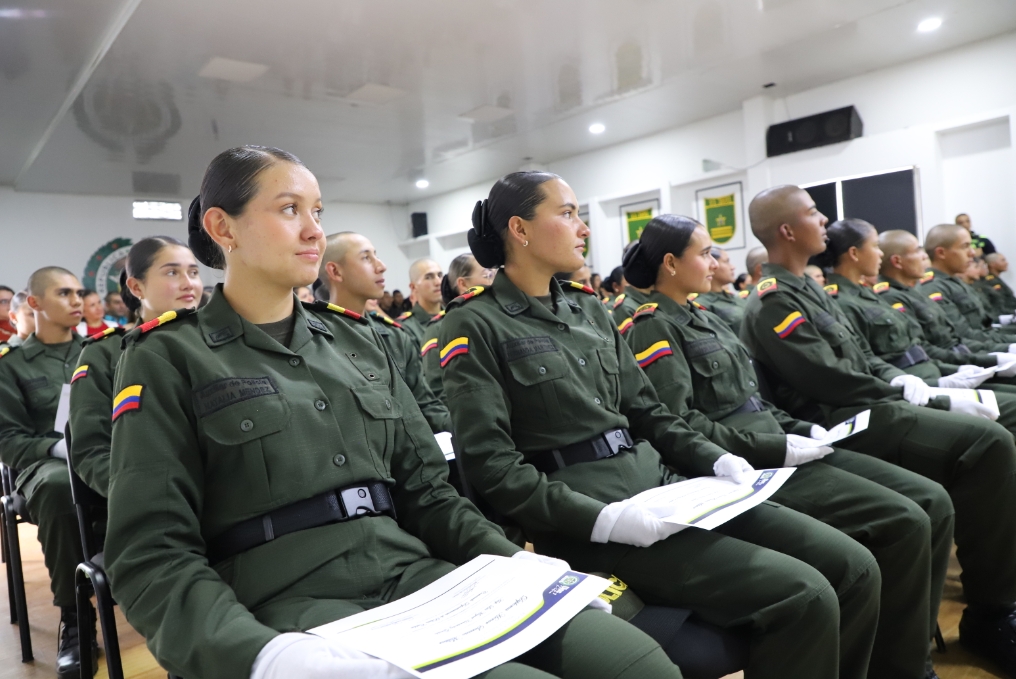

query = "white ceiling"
[[2, 0, 1016, 204]]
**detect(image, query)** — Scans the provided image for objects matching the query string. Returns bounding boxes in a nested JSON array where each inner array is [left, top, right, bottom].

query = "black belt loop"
[[262, 515, 275, 542], [890, 345, 930, 369], [954, 344, 972, 356], [529, 428, 633, 475]]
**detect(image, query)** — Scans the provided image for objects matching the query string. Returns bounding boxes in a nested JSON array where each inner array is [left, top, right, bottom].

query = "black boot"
[[56, 606, 98, 679], [959, 605, 1016, 678]]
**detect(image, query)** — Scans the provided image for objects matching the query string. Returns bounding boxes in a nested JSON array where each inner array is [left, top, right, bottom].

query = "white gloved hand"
[[949, 398, 1000, 421], [1008, 343, 1016, 354], [784, 435, 834, 467], [956, 364, 986, 374], [250, 633, 412, 679], [991, 353, 1016, 378], [937, 366, 995, 389], [713, 453, 756, 484], [591, 502, 685, 548], [49, 437, 68, 460], [890, 375, 931, 406], [999, 314, 1014, 326], [809, 424, 829, 440]]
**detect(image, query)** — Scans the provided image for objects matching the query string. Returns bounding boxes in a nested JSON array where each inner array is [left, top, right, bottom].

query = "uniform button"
[[709, 333, 716, 338], [315, 399, 327, 411], [557, 324, 567, 331], [538, 366, 547, 375], [838, 332, 845, 338], [332, 454, 346, 467], [367, 373, 376, 380], [749, 381, 756, 387], [578, 358, 586, 366], [384, 399, 391, 409], [239, 419, 254, 432], [594, 397, 602, 405], [711, 361, 720, 368], [289, 357, 301, 367]]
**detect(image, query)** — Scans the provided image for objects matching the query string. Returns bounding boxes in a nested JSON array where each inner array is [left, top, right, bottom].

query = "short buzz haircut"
[[748, 185, 806, 247], [27, 266, 76, 297], [924, 223, 967, 259], [10, 290, 29, 314], [105, 290, 121, 301], [745, 246, 769, 276], [409, 258, 439, 283], [319, 231, 359, 280], [955, 213, 969, 222]]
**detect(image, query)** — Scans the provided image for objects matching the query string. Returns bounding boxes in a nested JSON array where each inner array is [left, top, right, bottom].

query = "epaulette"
[[872, 281, 890, 294], [987, 275, 997, 281], [564, 281, 596, 295], [137, 308, 196, 334], [617, 317, 634, 335], [0, 345, 15, 359], [430, 310, 446, 322], [691, 300, 707, 310], [81, 326, 125, 346], [994, 284, 1003, 290], [738, 289, 750, 299], [632, 303, 658, 321], [612, 293, 626, 309], [446, 285, 486, 308], [823, 284, 839, 297], [369, 311, 402, 329], [308, 301, 368, 324], [891, 302, 907, 312], [687, 292, 698, 301], [396, 311, 412, 321], [920, 271, 935, 283], [757, 278, 778, 297]]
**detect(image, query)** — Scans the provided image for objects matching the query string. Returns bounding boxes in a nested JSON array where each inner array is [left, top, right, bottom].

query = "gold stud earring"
[[523, 240, 529, 247], [670, 269, 676, 276], [228, 245, 233, 253]]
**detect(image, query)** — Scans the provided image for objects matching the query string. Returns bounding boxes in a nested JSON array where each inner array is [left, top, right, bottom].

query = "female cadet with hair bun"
[[104, 146, 678, 679], [439, 171, 882, 679], [69, 236, 202, 497], [623, 214, 954, 679]]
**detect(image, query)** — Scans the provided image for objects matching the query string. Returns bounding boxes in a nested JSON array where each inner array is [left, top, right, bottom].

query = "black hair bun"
[[187, 195, 224, 269], [621, 241, 655, 289], [468, 199, 505, 268], [440, 274, 457, 306], [118, 269, 141, 314]]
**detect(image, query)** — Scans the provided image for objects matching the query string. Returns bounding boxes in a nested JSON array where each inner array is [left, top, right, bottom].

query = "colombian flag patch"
[[892, 303, 906, 312], [440, 337, 469, 367], [617, 317, 634, 335], [636, 341, 673, 368], [71, 365, 89, 383], [421, 338, 438, 357], [112, 385, 143, 421], [774, 311, 806, 338], [928, 292, 944, 302]]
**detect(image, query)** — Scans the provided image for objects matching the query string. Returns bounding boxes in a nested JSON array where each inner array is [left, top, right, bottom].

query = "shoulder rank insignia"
[[617, 317, 634, 335], [612, 293, 626, 309], [987, 275, 997, 281], [872, 281, 890, 294], [635, 340, 673, 368], [421, 338, 439, 357], [928, 292, 944, 302], [0, 346, 12, 359], [71, 365, 89, 383], [565, 281, 596, 295], [691, 300, 707, 310], [447, 285, 487, 309], [738, 289, 750, 299], [112, 385, 143, 422], [322, 303, 367, 323], [370, 311, 401, 329], [995, 284, 1003, 290], [396, 311, 412, 321], [774, 311, 806, 338], [137, 308, 196, 334], [823, 284, 839, 297], [82, 325, 124, 345], [430, 310, 446, 323], [687, 292, 698, 301], [440, 337, 469, 367], [920, 271, 935, 283], [757, 278, 778, 297], [891, 303, 906, 312], [632, 303, 658, 320]]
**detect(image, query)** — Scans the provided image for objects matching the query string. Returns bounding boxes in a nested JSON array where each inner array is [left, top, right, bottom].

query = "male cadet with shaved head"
[[738, 185, 1016, 675], [987, 252, 1016, 314], [397, 258, 444, 346], [743, 245, 768, 291], [918, 223, 1016, 336], [320, 233, 450, 433], [0, 267, 93, 678]]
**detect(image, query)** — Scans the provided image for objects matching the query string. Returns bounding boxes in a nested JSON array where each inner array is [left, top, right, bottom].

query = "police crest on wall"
[[83, 238, 132, 299], [696, 182, 746, 251]]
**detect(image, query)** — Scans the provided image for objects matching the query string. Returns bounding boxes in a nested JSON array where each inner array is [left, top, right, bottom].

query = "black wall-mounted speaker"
[[766, 106, 863, 157], [411, 212, 428, 238]]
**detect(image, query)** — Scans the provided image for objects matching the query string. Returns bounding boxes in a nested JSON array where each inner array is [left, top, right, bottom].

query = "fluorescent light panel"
[[133, 201, 182, 221]]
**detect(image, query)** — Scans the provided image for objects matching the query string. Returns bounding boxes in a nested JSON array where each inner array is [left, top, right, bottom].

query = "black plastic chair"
[[65, 424, 123, 679], [1, 462, 34, 661]]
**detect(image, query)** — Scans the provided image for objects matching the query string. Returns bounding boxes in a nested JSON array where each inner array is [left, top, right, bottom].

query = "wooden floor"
[[0, 523, 1007, 679]]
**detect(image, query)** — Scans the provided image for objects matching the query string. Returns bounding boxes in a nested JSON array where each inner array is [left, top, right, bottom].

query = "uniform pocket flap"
[[596, 347, 620, 374], [689, 350, 731, 377], [201, 392, 291, 445], [683, 337, 723, 358], [351, 384, 402, 419], [508, 350, 567, 386]]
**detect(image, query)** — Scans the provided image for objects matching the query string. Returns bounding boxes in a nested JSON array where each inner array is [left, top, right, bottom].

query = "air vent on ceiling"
[[132, 171, 181, 195]]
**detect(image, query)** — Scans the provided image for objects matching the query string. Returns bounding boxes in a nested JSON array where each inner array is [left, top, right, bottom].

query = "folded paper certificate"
[[927, 387, 1000, 417], [310, 555, 608, 679], [819, 410, 871, 445], [625, 468, 794, 530], [434, 431, 455, 460]]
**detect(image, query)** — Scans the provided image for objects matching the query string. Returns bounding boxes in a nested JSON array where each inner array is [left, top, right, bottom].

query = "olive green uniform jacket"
[[396, 302, 439, 347], [918, 269, 1016, 337], [975, 274, 1015, 318], [368, 311, 450, 433], [68, 327, 125, 496], [610, 286, 650, 337], [419, 310, 446, 405], [693, 289, 748, 336], [105, 290, 522, 679]]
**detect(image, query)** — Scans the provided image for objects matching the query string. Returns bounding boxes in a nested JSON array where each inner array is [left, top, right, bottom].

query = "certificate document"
[[310, 555, 608, 679], [819, 410, 870, 445], [927, 387, 999, 415], [625, 468, 795, 530]]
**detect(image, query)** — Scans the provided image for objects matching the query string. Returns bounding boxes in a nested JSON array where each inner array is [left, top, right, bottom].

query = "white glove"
[[809, 424, 829, 440], [949, 398, 1000, 421], [713, 453, 756, 484], [1008, 343, 1016, 354], [250, 633, 412, 679], [937, 366, 994, 389], [784, 435, 834, 467], [999, 314, 1014, 326], [49, 438, 68, 460], [591, 502, 686, 548], [890, 375, 931, 406], [991, 353, 1016, 378]]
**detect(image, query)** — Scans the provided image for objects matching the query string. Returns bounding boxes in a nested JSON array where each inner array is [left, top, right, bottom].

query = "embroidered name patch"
[[617, 317, 634, 335], [112, 385, 143, 421], [193, 377, 279, 418], [440, 337, 469, 367], [421, 338, 438, 357], [71, 365, 89, 383], [502, 336, 557, 362], [774, 311, 806, 338], [636, 341, 673, 368]]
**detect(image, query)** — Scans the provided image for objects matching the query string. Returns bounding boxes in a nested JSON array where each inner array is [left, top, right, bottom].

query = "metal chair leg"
[[934, 623, 947, 653], [88, 565, 123, 679], [76, 569, 95, 679], [3, 512, 16, 624], [2, 496, 32, 661]]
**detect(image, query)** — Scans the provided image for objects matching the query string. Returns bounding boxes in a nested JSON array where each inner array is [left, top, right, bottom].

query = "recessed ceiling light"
[[459, 105, 514, 123], [415, 179, 430, 189], [198, 57, 268, 83], [133, 201, 182, 221], [917, 17, 942, 32], [346, 83, 405, 105], [589, 123, 606, 134]]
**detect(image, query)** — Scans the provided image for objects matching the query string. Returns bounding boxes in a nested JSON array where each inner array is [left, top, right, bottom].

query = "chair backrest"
[[64, 423, 106, 560], [749, 357, 776, 403]]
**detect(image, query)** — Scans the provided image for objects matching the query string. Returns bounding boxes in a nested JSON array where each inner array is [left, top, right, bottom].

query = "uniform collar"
[[880, 275, 911, 291], [622, 285, 650, 306], [199, 284, 326, 353], [21, 332, 79, 361], [931, 267, 960, 284], [825, 273, 869, 298], [647, 291, 692, 326], [761, 263, 809, 290], [492, 272, 578, 321], [367, 312, 392, 336]]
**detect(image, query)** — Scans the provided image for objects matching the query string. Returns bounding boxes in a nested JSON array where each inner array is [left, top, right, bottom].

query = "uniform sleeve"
[[834, 301, 910, 383], [420, 330, 446, 404], [395, 329, 451, 433], [626, 320, 787, 469], [440, 310, 608, 541], [0, 361, 57, 471], [68, 345, 115, 496], [105, 345, 278, 679]]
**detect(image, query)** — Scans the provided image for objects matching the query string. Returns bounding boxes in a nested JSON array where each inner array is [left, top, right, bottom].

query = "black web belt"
[[890, 345, 930, 369], [721, 395, 765, 419], [953, 344, 973, 356], [207, 481, 395, 565], [529, 428, 633, 475]]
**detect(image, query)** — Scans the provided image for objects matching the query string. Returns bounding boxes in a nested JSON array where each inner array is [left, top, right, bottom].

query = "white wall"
[[0, 188, 412, 295], [409, 30, 1016, 284]]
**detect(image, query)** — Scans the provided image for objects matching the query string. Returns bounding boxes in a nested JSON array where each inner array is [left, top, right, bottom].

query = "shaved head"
[[745, 246, 768, 279], [924, 223, 966, 258], [878, 230, 918, 264], [319, 231, 359, 279], [749, 185, 809, 247], [27, 266, 76, 297], [410, 258, 440, 283]]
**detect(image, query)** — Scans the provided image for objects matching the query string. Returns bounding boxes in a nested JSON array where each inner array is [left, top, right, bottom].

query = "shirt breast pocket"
[[814, 312, 851, 351], [507, 350, 567, 422], [686, 341, 738, 412], [351, 384, 401, 467]]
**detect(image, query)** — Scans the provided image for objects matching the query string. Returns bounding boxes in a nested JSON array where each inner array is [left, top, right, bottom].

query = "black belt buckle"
[[602, 428, 633, 457], [338, 485, 378, 518]]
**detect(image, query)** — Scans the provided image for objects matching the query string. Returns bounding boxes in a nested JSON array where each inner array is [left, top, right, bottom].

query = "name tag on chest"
[[194, 377, 278, 417]]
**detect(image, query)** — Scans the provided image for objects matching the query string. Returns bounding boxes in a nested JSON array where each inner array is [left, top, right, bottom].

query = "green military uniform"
[[626, 291, 952, 678], [0, 335, 85, 608], [975, 274, 1015, 318], [740, 263, 1016, 616], [918, 269, 1016, 336], [610, 286, 650, 337], [105, 289, 681, 679], [440, 274, 881, 679], [988, 274, 1016, 313], [367, 310, 450, 433], [419, 310, 446, 405], [693, 289, 748, 335], [396, 302, 440, 347], [67, 327, 124, 496]]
